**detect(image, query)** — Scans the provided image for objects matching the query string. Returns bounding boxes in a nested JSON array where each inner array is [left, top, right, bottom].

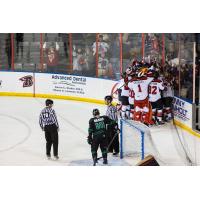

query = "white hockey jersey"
[[118, 79, 129, 97], [163, 82, 174, 97], [149, 79, 165, 102], [117, 78, 124, 89], [128, 77, 153, 101], [129, 89, 134, 105]]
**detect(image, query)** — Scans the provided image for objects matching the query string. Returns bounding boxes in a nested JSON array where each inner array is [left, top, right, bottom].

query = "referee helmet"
[[104, 95, 113, 102], [45, 99, 54, 106]]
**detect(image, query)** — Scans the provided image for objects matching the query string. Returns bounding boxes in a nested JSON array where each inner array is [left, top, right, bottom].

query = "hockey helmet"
[[104, 95, 113, 104], [153, 71, 159, 79], [121, 72, 127, 78], [137, 66, 148, 77], [45, 99, 54, 106], [126, 67, 132, 75], [93, 108, 100, 116]]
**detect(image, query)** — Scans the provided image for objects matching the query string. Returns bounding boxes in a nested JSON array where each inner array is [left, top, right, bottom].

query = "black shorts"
[[163, 97, 173, 108], [150, 98, 163, 110], [130, 104, 134, 110], [121, 96, 129, 106], [118, 89, 122, 102]]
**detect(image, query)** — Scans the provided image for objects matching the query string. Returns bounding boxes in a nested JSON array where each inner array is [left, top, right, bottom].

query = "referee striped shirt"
[[39, 107, 59, 129], [106, 105, 118, 121]]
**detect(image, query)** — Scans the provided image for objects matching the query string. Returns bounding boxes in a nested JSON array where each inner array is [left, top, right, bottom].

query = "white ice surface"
[[0, 96, 198, 166]]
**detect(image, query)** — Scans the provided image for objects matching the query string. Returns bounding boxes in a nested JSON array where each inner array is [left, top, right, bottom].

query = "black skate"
[[166, 117, 173, 122], [157, 121, 165, 125], [93, 157, 98, 166], [113, 152, 119, 156], [103, 158, 108, 165], [47, 155, 51, 160]]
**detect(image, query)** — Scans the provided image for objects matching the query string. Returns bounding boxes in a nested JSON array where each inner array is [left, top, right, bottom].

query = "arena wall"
[[0, 71, 200, 162], [173, 96, 200, 164], [173, 96, 200, 137], [0, 72, 197, 131], [0, 71, 117, 104]]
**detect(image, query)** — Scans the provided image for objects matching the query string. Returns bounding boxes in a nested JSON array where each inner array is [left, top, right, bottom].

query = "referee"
[[39, 99, 59, 160], [104, 95, 119, 155]]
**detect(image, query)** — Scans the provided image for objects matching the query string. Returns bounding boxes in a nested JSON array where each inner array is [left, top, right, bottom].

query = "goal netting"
[[120, 119, 161, 164]]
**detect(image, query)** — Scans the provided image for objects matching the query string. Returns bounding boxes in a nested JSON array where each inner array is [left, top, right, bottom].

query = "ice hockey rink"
[[0, 96, 199, 166]]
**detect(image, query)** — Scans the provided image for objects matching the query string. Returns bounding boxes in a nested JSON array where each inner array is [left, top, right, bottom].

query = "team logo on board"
[[19, 75, 33, 87]]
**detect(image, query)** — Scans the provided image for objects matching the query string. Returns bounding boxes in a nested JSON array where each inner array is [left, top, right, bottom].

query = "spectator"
[[92, 35, 110, 78], [122, 34, 132, 58], [5, 34, 11, 69], [43, 42, 60, 73], [85, 46, 96, 76], [58, 33, 68, 58], [98, 52, 110, 78], [92, 34, 109, 56], [73, 46, 88, 75], [16, 33, 24, 59], [110, 35, 121, 80]]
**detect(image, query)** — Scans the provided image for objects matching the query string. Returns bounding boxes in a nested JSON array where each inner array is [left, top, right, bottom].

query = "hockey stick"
[[111, 78, 133, 96], [96, 129, 120, 161], [111, 82, 125, 96]]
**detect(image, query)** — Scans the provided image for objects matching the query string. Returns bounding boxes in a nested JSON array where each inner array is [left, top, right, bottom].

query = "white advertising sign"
[[0, 72, 34, 94], [173, 96, 193, 128], [35, 73, 117, 101], [0, 72, 195, 129]]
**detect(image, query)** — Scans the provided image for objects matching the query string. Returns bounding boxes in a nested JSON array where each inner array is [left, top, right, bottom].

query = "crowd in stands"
[[0, 33, 197, 102]]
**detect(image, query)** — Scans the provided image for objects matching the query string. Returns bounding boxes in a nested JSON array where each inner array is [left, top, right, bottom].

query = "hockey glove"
[[87, 136, 93, 145], [114, 123, 120, 133]]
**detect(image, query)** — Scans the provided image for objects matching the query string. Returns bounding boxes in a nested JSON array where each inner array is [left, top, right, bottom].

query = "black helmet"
[[93, 108, 100, 116], [45, 99, 53, 106], [153, 71, 159, 79], [104, 95, 113, 102], [121, 72, 126, 78]]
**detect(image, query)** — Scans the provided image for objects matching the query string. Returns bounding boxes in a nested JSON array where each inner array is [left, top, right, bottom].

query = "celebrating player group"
[[117, 59, 173, 126]]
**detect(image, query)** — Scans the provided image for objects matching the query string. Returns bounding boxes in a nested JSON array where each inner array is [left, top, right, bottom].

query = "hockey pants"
[[91, 135, 107, 160]]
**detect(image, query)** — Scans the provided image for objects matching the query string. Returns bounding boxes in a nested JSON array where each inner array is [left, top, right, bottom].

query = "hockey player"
[[127, 67, 137, 120], [104, 95, 119, 156], [148, 71, 165, 125], [119, 71, 131, 119], [87, 109, 116, 166], [163, 74, 174, 121], [129, 89, 135, 120], [128, 67, 154, 125], [117, 72, 126, 104]]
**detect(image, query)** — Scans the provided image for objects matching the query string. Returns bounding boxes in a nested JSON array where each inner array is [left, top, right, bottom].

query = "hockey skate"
[[47, 155, 51, 160], [156, 120, 165, 125], [93, 157, 98, 166], [166, 116, 173, 122], [112, 152, 119, 156], [148, 119, 156, 126], [103, 158, 108, 165]]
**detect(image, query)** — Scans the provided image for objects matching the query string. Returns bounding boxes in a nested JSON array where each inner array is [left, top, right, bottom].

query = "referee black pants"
[[107, 124, 119, 154], [44, 124, 58, 156]]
